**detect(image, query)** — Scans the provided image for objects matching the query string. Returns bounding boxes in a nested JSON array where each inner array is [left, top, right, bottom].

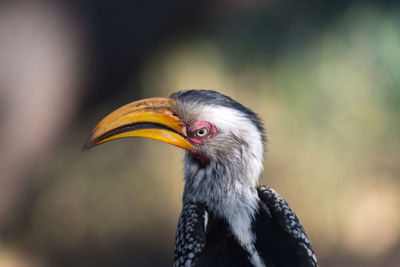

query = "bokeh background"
[[1, 0, 399, 266]]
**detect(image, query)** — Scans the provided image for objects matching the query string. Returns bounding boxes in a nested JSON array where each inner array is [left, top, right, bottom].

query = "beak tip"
[[81, 144, 89, 152], [81, 136, 96, 152]]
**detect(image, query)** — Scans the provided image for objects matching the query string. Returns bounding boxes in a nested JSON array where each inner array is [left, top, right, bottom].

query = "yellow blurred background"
[[0, 0, 399, 266]]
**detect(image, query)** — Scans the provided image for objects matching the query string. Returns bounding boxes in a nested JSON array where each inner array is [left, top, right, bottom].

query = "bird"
[[82, 90, 318, 267]]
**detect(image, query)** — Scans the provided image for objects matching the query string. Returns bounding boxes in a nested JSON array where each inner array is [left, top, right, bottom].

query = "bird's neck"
[[183, 148, 263, 239], [182, 150, 265, 267]]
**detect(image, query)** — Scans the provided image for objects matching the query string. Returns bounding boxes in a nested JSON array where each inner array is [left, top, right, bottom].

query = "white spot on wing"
[[204, 210, 208, 231]]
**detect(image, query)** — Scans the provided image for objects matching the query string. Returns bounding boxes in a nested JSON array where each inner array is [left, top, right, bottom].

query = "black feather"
[[173, 186, 318, 267]]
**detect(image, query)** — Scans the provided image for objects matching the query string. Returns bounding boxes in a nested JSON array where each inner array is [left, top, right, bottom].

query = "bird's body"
[[175, 186, 317, 267], [83, 90, 318, 267]]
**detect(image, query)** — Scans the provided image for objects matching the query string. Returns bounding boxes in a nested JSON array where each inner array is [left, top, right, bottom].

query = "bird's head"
[[83, 90, 265, 198]]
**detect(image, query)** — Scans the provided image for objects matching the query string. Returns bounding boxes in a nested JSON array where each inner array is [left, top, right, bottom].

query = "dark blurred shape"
[[74, 0, 207, 107]]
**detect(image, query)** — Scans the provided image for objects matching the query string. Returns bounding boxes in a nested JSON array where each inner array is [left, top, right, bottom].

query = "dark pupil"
[[199, 130, 204, 135]]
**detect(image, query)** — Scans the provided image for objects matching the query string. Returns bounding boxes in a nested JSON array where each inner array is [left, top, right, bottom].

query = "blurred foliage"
[[2, 1, 400, 267]]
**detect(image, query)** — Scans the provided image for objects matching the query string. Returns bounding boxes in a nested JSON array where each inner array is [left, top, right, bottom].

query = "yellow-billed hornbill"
[[83, 90, 318, 267]]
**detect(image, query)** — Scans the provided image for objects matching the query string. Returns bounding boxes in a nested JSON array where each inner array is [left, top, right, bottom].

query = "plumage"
[[174, 186, 317, 267], [83, 89, 318, 267]]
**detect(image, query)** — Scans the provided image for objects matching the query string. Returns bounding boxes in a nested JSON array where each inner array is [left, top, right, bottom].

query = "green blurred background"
[[0, 0, 399, 266]]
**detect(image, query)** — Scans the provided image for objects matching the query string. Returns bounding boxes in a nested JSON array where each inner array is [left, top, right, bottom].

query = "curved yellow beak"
[[82, 97, 194, 151]]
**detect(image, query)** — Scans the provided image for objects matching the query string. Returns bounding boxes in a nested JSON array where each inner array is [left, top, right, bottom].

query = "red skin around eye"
[[187, 121, 216, 144], [187, 121, 216, 166]]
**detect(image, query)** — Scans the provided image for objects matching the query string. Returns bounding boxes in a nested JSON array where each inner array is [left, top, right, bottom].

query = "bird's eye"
[[195, 128, 208, 137]]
